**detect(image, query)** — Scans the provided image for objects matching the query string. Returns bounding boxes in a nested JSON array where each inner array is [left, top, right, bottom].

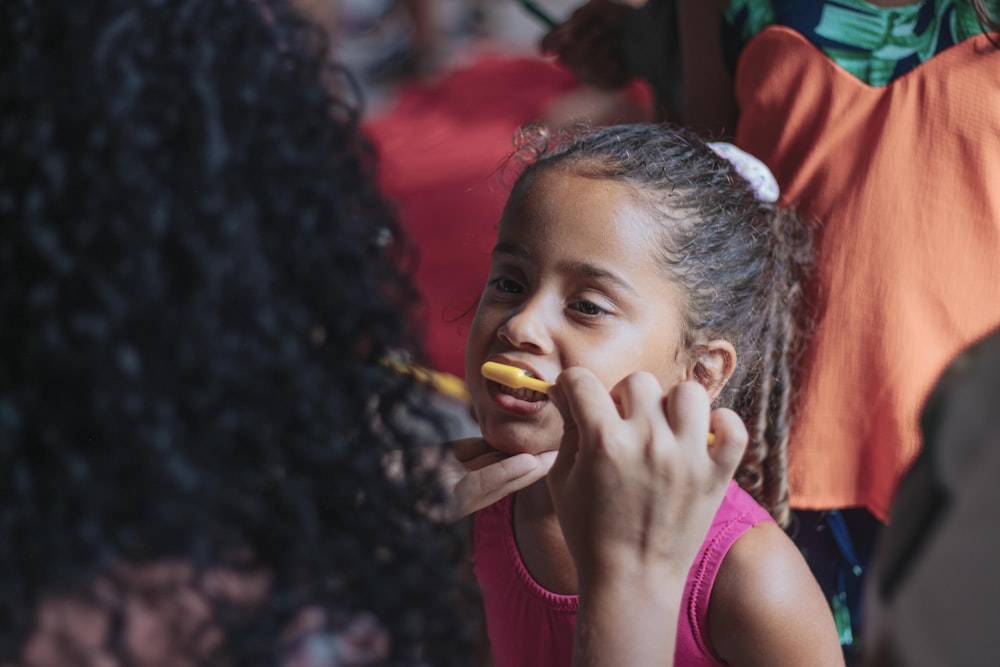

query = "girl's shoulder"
[[696, 481, 775, 574], [707, 519, 846, 666], [718, 480, 775, 524]]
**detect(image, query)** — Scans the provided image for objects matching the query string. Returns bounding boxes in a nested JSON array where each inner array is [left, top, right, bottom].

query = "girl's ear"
[[690, 340, 737, 401]]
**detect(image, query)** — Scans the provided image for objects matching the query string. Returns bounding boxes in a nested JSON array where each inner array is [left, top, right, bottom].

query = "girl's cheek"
[[472, 307, 504, 336]]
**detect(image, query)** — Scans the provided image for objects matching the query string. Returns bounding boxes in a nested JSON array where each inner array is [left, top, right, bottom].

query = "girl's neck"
[[513, 480, 579, 594], [517, 476, 556, 514]]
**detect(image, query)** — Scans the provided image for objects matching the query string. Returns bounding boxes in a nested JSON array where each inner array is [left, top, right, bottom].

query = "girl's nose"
[[497, 302, 554, 355]]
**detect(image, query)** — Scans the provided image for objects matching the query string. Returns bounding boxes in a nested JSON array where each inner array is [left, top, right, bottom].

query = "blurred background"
[[295, 0, 654, 390]]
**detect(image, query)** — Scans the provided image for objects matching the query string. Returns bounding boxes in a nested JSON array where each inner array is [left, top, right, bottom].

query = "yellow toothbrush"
[[480, 361, 716, 444], [481, 361, 551, 394]]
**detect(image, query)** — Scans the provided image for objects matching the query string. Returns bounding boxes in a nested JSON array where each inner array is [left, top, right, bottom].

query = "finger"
[[553, 366, 622, 443], [454, 450, 557, 517], [707, 407, 749, 480], [609, 372, 667, 456], [549, 368, 620, 491], [450, 437, 495, 464], [463, 449, 509, 472], [662, 381, 713, 452], [545, 387, 577, 498], [611, 371, 664, 421]]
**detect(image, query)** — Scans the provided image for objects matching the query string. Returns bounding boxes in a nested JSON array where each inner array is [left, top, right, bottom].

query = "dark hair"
[[509, 123, 812, 526], [973, 0, 1000, 33], [0, 0, 472, 665]]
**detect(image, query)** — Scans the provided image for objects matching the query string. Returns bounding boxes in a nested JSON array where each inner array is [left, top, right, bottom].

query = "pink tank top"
[[472, 481, 774, 666]]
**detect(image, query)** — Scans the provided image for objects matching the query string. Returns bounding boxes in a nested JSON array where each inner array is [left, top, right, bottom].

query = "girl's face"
[[465, 168, 691, 456]]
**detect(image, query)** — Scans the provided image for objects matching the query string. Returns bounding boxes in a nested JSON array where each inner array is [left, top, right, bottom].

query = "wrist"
[[577, 556, 688, 603], [574, 566, 685, 667], [575, 532, 703, 585]]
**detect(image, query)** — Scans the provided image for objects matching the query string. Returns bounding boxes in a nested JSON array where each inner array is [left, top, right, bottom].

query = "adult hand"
[[547, 368, 747, 666], [539, 0, 635, 90], [548, 368, 747, 582], [448, 438, 557, 519]]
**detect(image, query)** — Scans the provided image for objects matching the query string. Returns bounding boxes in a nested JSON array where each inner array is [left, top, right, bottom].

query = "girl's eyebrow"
[[491, 243, 637, 295], [563, 260, 638, 295], [491, 241, 525, 259]]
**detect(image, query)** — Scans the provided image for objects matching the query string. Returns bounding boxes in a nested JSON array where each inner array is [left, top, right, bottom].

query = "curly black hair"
[[0, 0, 473, 665]]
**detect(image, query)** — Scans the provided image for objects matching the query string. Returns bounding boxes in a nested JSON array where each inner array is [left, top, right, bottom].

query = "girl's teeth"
[[499, 385, 546, 402]]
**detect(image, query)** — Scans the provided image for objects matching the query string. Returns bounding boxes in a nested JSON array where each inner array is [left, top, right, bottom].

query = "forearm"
[[676, 0, 737, 137], [573, 569, 686, 667]]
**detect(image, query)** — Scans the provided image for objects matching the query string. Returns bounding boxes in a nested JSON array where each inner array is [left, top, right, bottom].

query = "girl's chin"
[[481, 427, 557, 457], [492, 443, 552, 457]]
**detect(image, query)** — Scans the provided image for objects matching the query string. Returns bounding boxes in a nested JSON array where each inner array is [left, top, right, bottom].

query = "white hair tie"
[[707, 142, 780, 203]]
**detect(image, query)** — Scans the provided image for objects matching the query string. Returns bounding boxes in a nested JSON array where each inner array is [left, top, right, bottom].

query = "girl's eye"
[[571, 300, 606, 316], [489, 276, 524, 294]]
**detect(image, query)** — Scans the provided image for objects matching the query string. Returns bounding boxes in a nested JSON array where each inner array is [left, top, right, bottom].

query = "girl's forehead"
[[496, 171, 669, 286], [502, 169, 660, 244]]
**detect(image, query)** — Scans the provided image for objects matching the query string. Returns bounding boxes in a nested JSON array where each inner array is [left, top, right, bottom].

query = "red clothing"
[[734, 27, 1000, 520], [472, 481, 774, 666]]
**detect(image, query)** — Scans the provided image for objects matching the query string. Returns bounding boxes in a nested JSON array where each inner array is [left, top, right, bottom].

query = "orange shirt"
[[735, 27, 1000, 520]]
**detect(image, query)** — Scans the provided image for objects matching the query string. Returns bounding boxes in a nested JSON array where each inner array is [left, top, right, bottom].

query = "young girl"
[[463, 123, 845, 666], [1, 1, 476, 664]]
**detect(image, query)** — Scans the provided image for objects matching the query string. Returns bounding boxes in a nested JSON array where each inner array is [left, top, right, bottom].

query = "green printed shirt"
[[723, 0, 987, 84]]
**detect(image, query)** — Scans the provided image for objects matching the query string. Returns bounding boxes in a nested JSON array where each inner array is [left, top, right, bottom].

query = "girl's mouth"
[[495, 383, 547, 403]]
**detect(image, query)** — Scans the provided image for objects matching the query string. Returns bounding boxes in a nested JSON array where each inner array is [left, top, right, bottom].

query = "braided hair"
[[509, 123, 813, 526], [0, 0, 473, 664]]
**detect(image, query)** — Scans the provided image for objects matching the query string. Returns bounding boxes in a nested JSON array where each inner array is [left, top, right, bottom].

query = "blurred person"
[[861, 325, 1000, 667], [0, 0, 474, 664], [539, 0, 682, 120]]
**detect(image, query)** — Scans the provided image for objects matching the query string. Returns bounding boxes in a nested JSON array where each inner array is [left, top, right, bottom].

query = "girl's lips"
[[486, 379, 549, 415]]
